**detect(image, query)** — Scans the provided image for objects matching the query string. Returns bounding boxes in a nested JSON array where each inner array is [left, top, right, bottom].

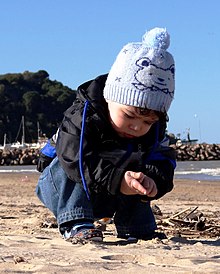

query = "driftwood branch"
[[156, 206, 220, 238]]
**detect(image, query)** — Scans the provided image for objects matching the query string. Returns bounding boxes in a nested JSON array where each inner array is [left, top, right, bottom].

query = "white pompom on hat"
[[103, 27, 175, 113]]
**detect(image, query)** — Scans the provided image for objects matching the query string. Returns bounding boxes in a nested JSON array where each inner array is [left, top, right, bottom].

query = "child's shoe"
[[117, 231, 167, 241], [63, 223, 103, 243]]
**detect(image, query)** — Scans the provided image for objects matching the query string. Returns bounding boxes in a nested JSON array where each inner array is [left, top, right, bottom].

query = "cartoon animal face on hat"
[[103, 27, 175, 113]]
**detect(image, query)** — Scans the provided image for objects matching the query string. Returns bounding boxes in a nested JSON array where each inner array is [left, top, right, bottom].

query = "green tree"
[[23, 91, 41, 114], [0, 70, 77, 144]]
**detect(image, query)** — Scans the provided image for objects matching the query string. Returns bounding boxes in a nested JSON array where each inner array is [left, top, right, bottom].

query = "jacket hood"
[[62, 74, 110, 127], [77, 74, 108, 105], [75, 74, 109, 121]]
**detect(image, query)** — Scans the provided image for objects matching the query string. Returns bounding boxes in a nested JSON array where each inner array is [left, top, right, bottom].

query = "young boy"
[[36, 27, 176, 242]]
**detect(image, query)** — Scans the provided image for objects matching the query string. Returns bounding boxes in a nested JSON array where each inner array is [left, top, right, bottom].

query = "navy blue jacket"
[[55, 74, 176, 200]]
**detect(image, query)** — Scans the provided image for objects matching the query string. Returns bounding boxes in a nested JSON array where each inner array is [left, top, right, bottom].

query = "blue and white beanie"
[[103, 27, 175, 113]]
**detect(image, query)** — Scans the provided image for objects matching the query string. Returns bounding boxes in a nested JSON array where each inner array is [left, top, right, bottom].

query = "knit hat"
[[103, 27, 175, 113]]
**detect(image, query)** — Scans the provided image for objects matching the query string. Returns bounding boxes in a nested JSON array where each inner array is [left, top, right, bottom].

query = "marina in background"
[[0, 116, 47, 150]]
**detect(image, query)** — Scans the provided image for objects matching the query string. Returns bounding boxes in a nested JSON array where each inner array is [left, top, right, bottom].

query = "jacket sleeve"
[[55, 111, 125, 195], [36, 137, 57, 172], [143, 145, 176, 200]]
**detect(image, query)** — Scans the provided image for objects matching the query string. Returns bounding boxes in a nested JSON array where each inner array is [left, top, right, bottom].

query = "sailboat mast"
[[21, 116, 25, 145], [3, 133, 6, 147], [37, 121, 40, 141]]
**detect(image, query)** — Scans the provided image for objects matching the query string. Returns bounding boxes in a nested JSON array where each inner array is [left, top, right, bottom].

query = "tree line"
[[0, 70, 77, 144]]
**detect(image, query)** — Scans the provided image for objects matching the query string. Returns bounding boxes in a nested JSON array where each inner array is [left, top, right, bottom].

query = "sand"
[[0, 172, 220, 273]]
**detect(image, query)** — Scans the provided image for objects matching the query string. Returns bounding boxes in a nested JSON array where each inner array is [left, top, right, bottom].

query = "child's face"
[[107, 101, 159, 138]]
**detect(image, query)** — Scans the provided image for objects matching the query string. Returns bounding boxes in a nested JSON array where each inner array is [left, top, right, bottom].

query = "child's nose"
[[130, 124, 140, 131]]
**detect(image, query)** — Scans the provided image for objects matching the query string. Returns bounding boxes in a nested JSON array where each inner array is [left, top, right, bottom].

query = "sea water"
[[0, 161, 219, 181], [175, 160, 220, 181], [0, 165, 38, 173]]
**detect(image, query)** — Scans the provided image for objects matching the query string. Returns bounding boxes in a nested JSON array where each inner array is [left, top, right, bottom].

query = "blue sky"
[[1, 0, 220, 144]]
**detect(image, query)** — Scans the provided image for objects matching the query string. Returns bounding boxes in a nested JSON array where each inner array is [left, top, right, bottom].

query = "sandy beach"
[[0, 172, 220, 273]]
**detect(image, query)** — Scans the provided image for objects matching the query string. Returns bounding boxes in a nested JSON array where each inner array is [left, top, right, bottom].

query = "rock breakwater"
[[0, 143, 220, 166], [0, 148, 40, 166], [172, 143, 220, 161]]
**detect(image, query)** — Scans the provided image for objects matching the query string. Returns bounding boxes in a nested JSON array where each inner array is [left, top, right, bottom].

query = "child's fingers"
[[125, 171, 157, 196], [145, 184, 157, 197], [142, 179, 158, 197], [130, 178, 147, 195], [128, 171, 144, 181]]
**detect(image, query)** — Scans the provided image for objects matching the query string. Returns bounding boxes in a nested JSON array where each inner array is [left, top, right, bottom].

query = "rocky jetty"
[[172, 143, 220, 161], [0, 143, 220, 166], [0, 148, 40, 166]]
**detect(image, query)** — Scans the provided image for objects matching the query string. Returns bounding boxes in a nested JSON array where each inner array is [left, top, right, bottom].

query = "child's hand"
[[120, 171, 158, 197]]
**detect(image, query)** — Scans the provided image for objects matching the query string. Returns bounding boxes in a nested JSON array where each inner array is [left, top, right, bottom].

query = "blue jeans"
[[36, 157, 157, 237]]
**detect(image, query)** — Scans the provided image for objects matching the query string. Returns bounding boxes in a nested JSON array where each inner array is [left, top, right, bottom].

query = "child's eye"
[[124, 113, 134, 119], [144, 120, 153, 125]]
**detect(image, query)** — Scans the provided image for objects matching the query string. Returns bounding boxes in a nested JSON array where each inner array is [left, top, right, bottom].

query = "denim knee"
[[36, 157, 94, 225]]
